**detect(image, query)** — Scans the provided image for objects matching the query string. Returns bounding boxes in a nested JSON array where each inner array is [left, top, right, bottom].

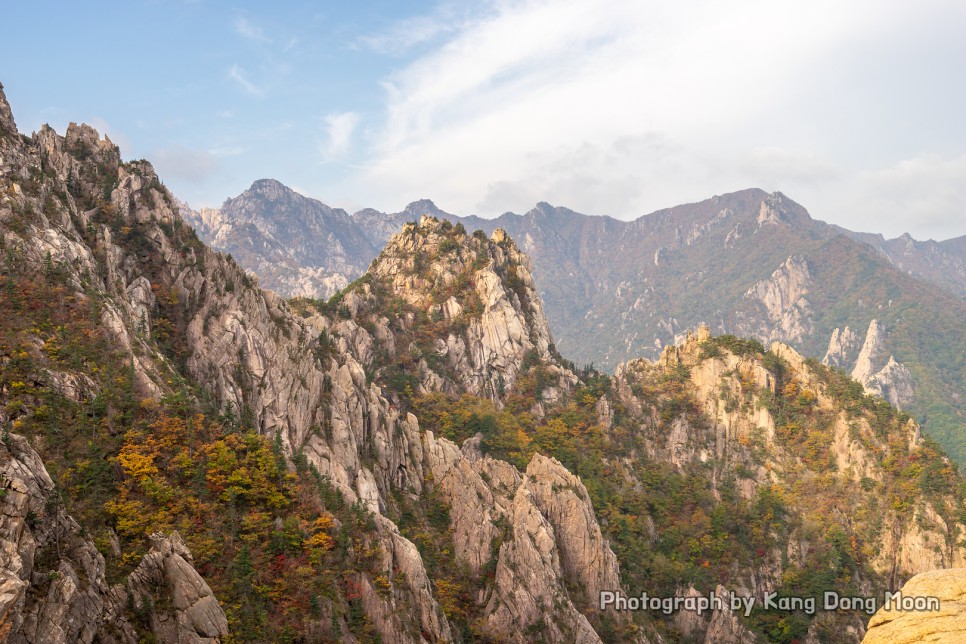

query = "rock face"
[[182, 180, 966, 463], [823, 326, 862, 368], [182, 179, 377, 298], [702, 585, 757, 644], [436, 453, 636, 642], [739, 254, 814, 344], [863, 569, 966, 643], [430, 450, 638, 643], [0, 433, 227, 643], [823, 320, 915, 409], [0, 433, 110, 643], [121, 532, 229, 643], [367, 216, 564, 400], [0, 82, 15, 136]]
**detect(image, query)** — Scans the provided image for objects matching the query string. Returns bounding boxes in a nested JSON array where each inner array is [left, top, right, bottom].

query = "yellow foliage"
[[116, 439, 159, 482], [304, 531, 335, 551]]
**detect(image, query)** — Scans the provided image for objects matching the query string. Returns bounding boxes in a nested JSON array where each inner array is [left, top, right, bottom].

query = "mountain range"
[[185, 181, 966, 462], [3, 81, 966, 643]]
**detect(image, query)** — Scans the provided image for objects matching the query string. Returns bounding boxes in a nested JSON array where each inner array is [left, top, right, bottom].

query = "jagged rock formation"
[[3, 83, 966, 643], [182, 179, 376, 298], [823, 326, 863, 369], [823, 320, 915, 408], [364, 217, 565, 400], [0, 433, 227, 643], [862, 568, 966, 643], [432, 450, 638, 642], [184, 182, 966, 463], [120, 532, 229, 643], [738, 254, 814, 344]]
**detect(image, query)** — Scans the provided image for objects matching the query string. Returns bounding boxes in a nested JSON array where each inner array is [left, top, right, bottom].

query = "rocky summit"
[[184, 182, 966, 464], [2, 82, 966, 643]]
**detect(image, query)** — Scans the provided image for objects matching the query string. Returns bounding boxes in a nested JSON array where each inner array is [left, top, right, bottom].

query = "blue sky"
[[2, 0, 965, 240]]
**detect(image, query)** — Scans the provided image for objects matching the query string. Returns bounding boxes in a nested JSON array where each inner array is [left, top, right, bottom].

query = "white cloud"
[[833, 155, 966, 240], [153, 146, 219, 184], [228, 65, 264, 97], [234, 15, 271, 43], [321, 112, 359, 160], [348, 0, 882, 213], [358, 11, 462, 56], [330, 0, 965, 240]]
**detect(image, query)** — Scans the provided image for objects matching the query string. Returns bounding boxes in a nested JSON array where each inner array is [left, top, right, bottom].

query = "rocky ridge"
[[3, 83, 966, 642], [0, 85, 635, 641], [862, 568, 966, 643], [823, 319, 915, 409], [181, 183, 966, 464]]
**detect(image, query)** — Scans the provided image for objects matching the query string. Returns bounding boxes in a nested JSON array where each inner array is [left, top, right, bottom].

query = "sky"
[[1, 0, 965, 240]]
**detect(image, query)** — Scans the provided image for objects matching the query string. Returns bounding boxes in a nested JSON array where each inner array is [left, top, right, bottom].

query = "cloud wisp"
[[228, 65, 264, 97], [234, 15, 272, 44], [321, 112, 360, 161]]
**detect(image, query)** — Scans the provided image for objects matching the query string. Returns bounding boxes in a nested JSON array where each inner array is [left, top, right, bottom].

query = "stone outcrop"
[[119, 532, 229, 643], [703, 585, 757, 644], [0, 432, 227, 643], [368, 215, 571, 402], [823, 326, 862, 368], [823, 320, 915, 408], [863, 568, 966, 643], [480, 454, 635, 643], [740, 255, 814, 344], [0, 83, 15, 137]]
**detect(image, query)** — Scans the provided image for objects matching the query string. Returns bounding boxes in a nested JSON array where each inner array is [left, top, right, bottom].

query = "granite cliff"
[[2, 83, 966, 642], [181, 183, 966, 464]]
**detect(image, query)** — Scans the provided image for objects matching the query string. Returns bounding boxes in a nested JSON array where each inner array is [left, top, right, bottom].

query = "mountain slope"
[[837, 227, 966, 299], [182, 178, 378, 298], [186, 184, 966, 461], [4, 83, 966, 643]]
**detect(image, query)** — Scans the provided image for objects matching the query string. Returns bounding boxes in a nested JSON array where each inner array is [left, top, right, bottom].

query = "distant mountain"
[[182, 178, 378, 297], [474, 192, 966, 459], [833, 227, 966, 299], [183, 183, 966, 461], [5, 75, 966, 642]]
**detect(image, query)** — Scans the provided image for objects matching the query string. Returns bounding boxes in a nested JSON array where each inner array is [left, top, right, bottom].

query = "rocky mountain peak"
[[0, 82, 15, 136], [363, 215, 568, 401], [756, 191, 814, 229], [245, 177, 296, 200], [402, 198, 446, 220]]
